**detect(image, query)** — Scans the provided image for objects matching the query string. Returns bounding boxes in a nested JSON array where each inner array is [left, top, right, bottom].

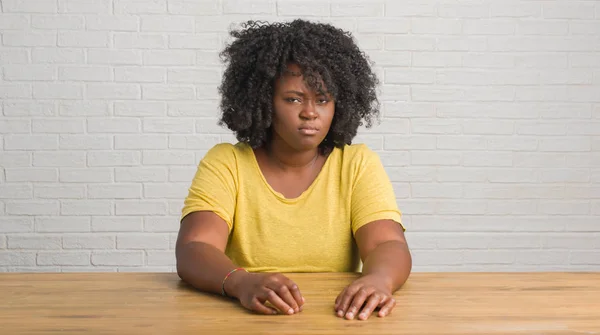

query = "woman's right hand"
[[231, 272, 305, 315]]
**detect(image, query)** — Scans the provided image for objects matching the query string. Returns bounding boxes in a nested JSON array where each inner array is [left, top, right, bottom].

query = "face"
[[271, 64, 335, 152]]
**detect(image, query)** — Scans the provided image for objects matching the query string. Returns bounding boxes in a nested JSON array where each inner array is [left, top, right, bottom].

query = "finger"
[[284, 278, 304, 310], [249, 297, 278, 315], [377, 297, 396, 318], [272, 282, 300, 313], [336, 286, 357, 318], [264, 289, 295, 315], [345, 287, 372, 320], [358, 294, 384, 321], [334, 287, 346, 312]]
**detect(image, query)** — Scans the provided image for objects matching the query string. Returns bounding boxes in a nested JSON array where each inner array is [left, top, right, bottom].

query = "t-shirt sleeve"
[[180, 143, 238, 232], [350, 146, 404, 235]]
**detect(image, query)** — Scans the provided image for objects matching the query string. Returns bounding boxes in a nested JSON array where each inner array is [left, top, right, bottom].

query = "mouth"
[[298, 126, 319, 135]]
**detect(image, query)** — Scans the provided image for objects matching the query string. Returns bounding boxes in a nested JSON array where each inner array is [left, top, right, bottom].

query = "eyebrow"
[[283, 90, 306, 96]]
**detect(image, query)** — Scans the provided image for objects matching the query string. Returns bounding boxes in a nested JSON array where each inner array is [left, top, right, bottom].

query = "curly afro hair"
[[217, 19, 380, 153]]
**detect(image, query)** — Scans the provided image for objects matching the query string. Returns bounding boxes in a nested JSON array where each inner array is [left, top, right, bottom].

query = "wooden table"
[[1, 272, 599, 334]]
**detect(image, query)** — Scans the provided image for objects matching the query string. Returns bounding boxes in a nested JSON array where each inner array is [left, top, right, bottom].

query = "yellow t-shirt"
[[181, 142, 403, 273]]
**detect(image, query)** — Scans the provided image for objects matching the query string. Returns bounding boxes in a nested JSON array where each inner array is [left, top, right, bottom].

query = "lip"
[[298, 126, 319, 135]]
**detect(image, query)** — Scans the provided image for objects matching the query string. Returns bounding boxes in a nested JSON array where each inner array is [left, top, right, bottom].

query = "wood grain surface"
[[1, 272, 599, 334]]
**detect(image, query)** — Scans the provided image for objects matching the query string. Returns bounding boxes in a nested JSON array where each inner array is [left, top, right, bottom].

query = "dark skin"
[[176, 64, 412, 320]]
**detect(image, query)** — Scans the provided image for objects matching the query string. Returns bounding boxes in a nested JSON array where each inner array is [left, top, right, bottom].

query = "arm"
[[334, 219, 412, 321]]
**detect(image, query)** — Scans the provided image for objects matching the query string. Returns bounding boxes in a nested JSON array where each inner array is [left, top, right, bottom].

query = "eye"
[[285, 97, 301, 103], [317, 98, 329, 104]]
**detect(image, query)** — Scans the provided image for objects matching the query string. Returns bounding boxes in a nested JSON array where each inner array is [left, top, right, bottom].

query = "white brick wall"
[[1, 0, 599, 273]]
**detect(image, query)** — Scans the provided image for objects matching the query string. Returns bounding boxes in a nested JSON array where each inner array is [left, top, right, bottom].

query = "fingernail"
[[359, 313, 366, 320], [295, 308, 300, 313], [337, 310, 343, 317], [288, 308, 294, 315], [346, 312, 354, 319]]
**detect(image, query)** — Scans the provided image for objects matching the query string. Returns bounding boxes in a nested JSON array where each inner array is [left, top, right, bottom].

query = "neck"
[[266, 138, 319, 170]]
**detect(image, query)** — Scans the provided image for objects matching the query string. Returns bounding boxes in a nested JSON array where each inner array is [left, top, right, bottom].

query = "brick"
[[464, 87, 515, 102], [115, 135, 168, 149], [412, 119, 461, 134], [34, 185, 86, 199], [385, 68, 434, 84], [144, 216, 179, 232], [486, 168, 537, 183], [358, 18, 409, 34], [437, 167, 487, 182], [436, 70, 538, 85], [0, 184, 32, 199], [33, 83, 83, 100], [58, 0, 110, 12], [368, 51, 411, 67], [32, 48, 84, 64], [6, 201, 59, 215], [413, 52, 462, 68], [38, 251, 90, 266], [571, 252, 600, 265], [539, 169, 590, 183], [32, 119, 84, 133], [0, 252, 36, 266], [351, 135, 382, 150], [167, 68, 220, 84], [61, 266, 117, 272], [168, 200, 184, 216], [463, 19, 515, 35], [568, 87, 600, 102], [88, 184, 142, 199], [566, 154, 600, 168], [487, 136, 538, 151], [168, 0, 220, 15], [383, 135, 436, 151], [331, 2, 382, 17], [5, 168, 57, 182], [3, 101, 55, 117], [277, 1, 329, 16], [144, 183, 188, 199], [63, 235, 115, 249], [195, 118, 232, 134], [539, 201, 591, 215], [117, 233, 169, 249], [436, 37, 487, 52], [114, 33, 167, 49], [167, 101, 218, 117], [33, 151, 85, 167], [463, 184, 518, 199], [463, 120, 514, 135], [116, 201, 167, 215], [0, 84, 32, 99], [86, 84, 141, 100], [363, 119, 409, 134], [463, 152, 512, 167], [412, 19, 462, 35], [143, 118, 194, 133], [539, 137, 590, 152], [58, 31, 108, 47], [491, 2, 540, 18], [3, 0, 57, 12], [118, 266, 172, 272], [543, 2, 595, 19], [489, 37, 597, 52], [115, 67, 165, 83], [169, 135, 224, 150], [32, 15, 84, 29], [0, 152, 30, 168], [540, 70, 592, 85], [514, 153, 565, 168], [143, 50, 195, 66], [569, 53, 600, 68], [146, 251, 175, 266], [354, 34, 384, 50], [87, 50, 142, 65], [436, 136, 486, 150], [516, 122, 566, 135], [570, 21, 600, 35], [517, 251, 569, 265], [28, 215, 76, 235], [517, 53, 568, 69], [114, 0, 167, 14], [115, 101, 166, 117], [116, 167, 167, 182], [411, 250, 464, 265], [0, 119, 29, 133], [0, 217, 33, 233], [86, 15, 139, 31], [463, 251, 515, 265], [3, 65, 56, 81], [59, 134, 112, 150], [8, 235, 61, 249], [411, 183, 462, 199], [142, 85, 195, 100], [169, 166, 197, 182], [411, 151, 461, 166], [87, 118, 141, 133], [141, 15, 194, 32], [386, 167, 436, 182], [59, 101, 110, 117], [0, 48, 30, 64], [518, 20, 569, 35], [3, 31, 56, 47], [380, 85, 410, 101], [61, 200, 112, 216], [92, 250, 144, 266], [567, 123, 600, 135], [383, 102, 435, 118], [59, 168, 112, 183], [88, 151, 141, 167], [461, 53, 514, 68], [487, 200, 537, 215], [92, 217, 143, 232], [58, 66, 112, 82], [412, 87, 464, 102], [142, 151, 195, 166], [168, 34, 219, 50]]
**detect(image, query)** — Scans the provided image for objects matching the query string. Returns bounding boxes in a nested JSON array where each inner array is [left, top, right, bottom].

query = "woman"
[[176, 19, 412, 321]]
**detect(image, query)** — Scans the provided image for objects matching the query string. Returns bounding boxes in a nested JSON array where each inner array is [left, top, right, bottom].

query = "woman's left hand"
[[334, 274, 396, 321]]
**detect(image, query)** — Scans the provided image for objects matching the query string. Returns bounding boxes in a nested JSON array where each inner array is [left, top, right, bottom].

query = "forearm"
[[361, 240, 412, 293], [175, 241, 247, 297]]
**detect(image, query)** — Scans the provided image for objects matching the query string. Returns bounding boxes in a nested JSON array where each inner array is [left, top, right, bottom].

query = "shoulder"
[[201, 142, 253, 166], [337, 143, 381, 168]]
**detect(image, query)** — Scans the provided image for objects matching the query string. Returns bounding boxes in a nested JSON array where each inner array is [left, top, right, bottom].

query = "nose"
[[300, 100, 317, 120]]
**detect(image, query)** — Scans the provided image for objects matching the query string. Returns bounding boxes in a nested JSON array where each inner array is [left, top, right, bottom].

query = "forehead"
[[275, 64, 328, 93]]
